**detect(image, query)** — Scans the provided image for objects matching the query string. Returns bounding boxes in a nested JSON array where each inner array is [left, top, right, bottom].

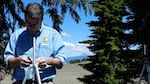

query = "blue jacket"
[[4, 24, 66, 81]]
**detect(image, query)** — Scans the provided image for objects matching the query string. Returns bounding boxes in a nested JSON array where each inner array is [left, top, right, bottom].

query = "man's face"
[[25, 16, 42, 35]]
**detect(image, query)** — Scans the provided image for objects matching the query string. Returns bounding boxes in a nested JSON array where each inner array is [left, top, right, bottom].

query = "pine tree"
[[79, 0, 150, 84], [79, 0, 127, 84]]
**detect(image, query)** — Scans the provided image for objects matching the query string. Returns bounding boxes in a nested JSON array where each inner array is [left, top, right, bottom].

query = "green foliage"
[[79, 0, 150, 84], [78, 0, 135, 84], [42, 0, 90, 32]]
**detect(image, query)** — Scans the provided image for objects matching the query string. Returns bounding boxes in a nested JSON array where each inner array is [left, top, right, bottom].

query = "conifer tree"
[[79, 0, 127, 84], [79, 0, 150, 83]]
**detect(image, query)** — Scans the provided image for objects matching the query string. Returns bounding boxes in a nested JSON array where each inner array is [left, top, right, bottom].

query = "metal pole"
[[32, 37, 41, 84], [22, 37, 41, 84], [138, 44, 150, 84], [32, 37, 36, 82]]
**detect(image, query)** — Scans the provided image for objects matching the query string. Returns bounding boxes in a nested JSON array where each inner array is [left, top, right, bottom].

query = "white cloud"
[[61, 32, 94, 59], [64, 41, 75, 48], [63, 41, 94, 57], [61, 32, 71, 38]]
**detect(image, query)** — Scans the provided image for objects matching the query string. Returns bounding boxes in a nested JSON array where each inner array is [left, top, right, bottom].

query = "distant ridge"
[[66, 55, 89, 63]]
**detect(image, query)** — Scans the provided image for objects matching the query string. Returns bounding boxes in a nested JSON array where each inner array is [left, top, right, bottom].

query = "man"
[[4, 2, 66, 84]]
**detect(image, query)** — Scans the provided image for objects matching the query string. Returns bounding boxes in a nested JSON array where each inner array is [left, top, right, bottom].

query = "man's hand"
[[18, 56, 32, 67], [8, 56, 32, 68], [35, 57, 47, 68], [35, 57, 61, 68]]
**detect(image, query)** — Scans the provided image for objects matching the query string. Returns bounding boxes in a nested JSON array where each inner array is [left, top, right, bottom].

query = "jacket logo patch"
[[44, 37, 48, 43]]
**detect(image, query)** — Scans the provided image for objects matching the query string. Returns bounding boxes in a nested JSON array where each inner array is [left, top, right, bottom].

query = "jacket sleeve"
[[52, 30, 66, 69], [4, 33, 16, 66]]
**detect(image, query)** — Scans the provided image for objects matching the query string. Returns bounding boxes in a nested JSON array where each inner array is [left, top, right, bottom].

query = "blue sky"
[[23, 0, 96, 43], [61, 11, 96, 43], [43, 10, 96, 43], [22, 0, 95, 59]]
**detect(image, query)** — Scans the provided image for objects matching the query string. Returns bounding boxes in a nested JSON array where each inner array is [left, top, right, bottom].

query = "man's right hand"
[[18, 56, 32, 67], [8, 56, 32, 68]]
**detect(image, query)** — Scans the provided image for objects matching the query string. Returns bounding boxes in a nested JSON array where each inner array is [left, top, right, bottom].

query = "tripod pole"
[[138, 44, 146, 84], [22, 37, 41, 84], [22, 65, 32, 84], [138, 64, 146, 84], [138, 44, 150, 84], [33, 37, 41, 84], [35, 62, 41, 84], [32, 36, 36, 82]]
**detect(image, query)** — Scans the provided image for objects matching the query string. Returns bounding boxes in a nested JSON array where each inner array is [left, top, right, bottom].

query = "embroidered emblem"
[[44, 37, 48, 43]]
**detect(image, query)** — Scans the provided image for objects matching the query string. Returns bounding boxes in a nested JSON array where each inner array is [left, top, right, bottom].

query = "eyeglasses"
[[26, 21, 41, 29]]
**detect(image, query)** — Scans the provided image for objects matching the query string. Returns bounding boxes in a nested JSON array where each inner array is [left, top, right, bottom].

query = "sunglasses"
[[26, 21, 41, 29]]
